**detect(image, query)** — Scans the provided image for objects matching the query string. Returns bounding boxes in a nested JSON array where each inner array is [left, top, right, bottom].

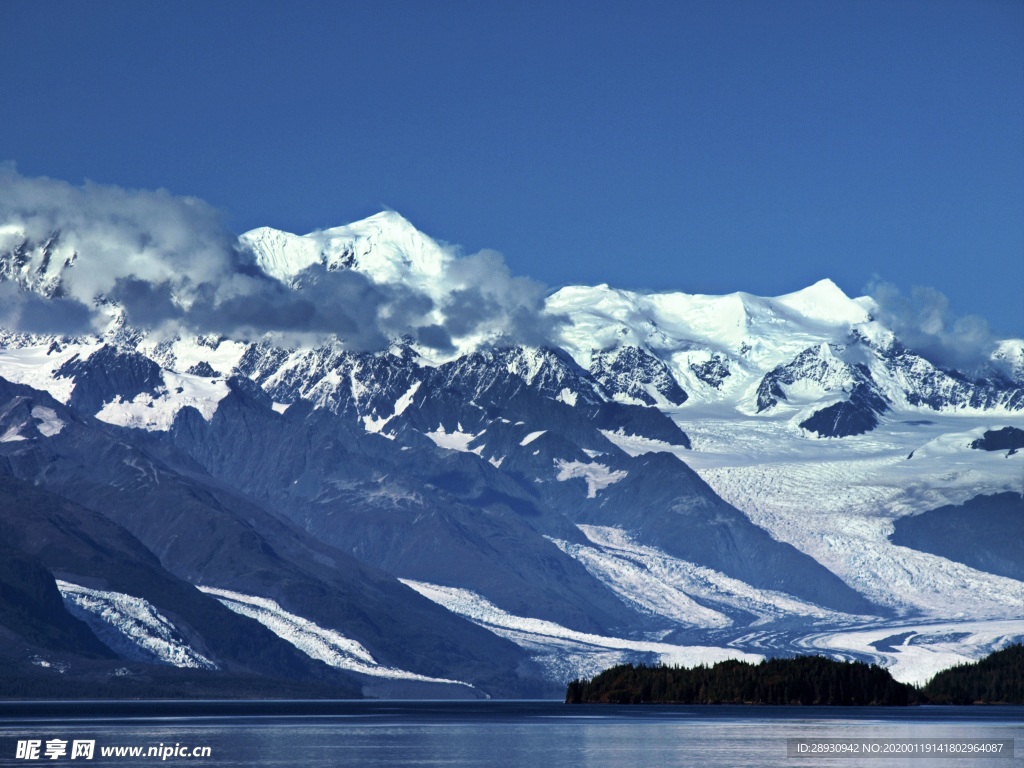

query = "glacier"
[[198, 587, 474, 688], [1, 209, 1021, 692], [57, 581, 216, 669], [399, 579, 763, 684]]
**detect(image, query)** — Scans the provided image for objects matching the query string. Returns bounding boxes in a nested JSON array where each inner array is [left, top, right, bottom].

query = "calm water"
[[0, 701, 1020, 767]]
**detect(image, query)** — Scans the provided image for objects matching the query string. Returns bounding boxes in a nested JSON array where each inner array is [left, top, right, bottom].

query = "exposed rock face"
[[1, 210, 1022, 696], [590, 345, 688, 406]]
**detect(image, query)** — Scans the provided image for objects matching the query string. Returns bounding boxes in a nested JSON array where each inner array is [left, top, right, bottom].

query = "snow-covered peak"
[[0, 226, 77, 298], [992, 339, 1024, 384], [239, 211, 450, 288], [546, 281, 873, 373], [773, 279, 870, 326], [238, 226, 323, 282]]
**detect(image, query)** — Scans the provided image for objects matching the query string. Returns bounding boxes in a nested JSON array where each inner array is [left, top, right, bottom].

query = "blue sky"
[[2, 0, 1022, 335]]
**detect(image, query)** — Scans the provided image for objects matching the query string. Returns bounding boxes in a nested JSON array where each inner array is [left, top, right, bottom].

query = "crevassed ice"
[[197, 586, 473, 686], [56, 580, 216, 669], [399, 578, 761, 683], [795, 618, 1024, 687], [565, 526, 860, 626]]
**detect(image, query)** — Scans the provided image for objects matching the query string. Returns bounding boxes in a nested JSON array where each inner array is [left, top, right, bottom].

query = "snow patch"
[[554, 459, 628, 498], [392, 380, 421, 416], [362, 381, 421, 436], [30, 406, 64, 436], [519, 430, 546, 446], [557, 388, 578, 406], [424, 423, 484, 454], [600, 429, 679, 456], [0, 425, 26, 442], [271, 402, 290, 414]]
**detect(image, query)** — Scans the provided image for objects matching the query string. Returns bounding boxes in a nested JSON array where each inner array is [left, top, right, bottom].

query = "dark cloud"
[[442, 288, 502, 337], [0, 164, 236, 309], [415, 324, 455, 352], [865, 279, 1000, 371], [0, 168, 566, 353], [0, 283, 94, 336]]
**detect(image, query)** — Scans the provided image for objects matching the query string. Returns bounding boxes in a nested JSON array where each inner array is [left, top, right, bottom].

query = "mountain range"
[[0, 211, 1021, 697]]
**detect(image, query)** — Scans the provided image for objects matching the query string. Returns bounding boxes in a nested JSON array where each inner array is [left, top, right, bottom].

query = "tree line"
[[565, 644, 1023, 705]]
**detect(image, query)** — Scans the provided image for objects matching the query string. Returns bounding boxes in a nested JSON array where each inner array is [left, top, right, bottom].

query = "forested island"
[[925, 643, 1023, 704], [565, 645, 1023, 705]]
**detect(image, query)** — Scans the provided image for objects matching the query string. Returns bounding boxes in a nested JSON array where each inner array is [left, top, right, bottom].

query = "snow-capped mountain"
[[240, 211, 449, 288], [0, 228, 76, 297], [0, 211, 1021, 695]]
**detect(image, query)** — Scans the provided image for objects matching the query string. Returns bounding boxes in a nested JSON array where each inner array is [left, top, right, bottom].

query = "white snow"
[[519, 430, 546, 446], [554, 459, 628, 498], [30, 406, 64, 436], [677, 415, 1024, 619], [600, 429, 679, 456], [95, 371, 229, 431], [271, 402, 290, 414], [361, 381, 420, 436], [392, 380, 421, 416], [198, 586, 473, 687], [544, 282, 865, 383], [0, 425, 26, 442], [424, 422, 484, 454], [545, 278, 1022, 420], [557, 388, 578, 406], [137, 334, 249, 380], [399, 579, 762, 684], [57, 580, 216, 669], [0, 340, 101, 404], [773, 279, 872, 326], [554, 526, 861, 627], [241, 211, 448, 288], [794, 619, 1024, 687]]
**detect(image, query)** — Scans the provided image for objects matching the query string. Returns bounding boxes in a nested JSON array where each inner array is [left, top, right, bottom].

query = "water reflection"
[[0, 702, 1020, 768]]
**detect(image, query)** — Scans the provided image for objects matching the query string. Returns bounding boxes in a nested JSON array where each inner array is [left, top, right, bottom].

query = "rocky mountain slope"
[[0, 211, 1021, 694]]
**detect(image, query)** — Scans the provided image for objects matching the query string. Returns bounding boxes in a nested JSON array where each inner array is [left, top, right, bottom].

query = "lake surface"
[[0, 701, 1020, 767]]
